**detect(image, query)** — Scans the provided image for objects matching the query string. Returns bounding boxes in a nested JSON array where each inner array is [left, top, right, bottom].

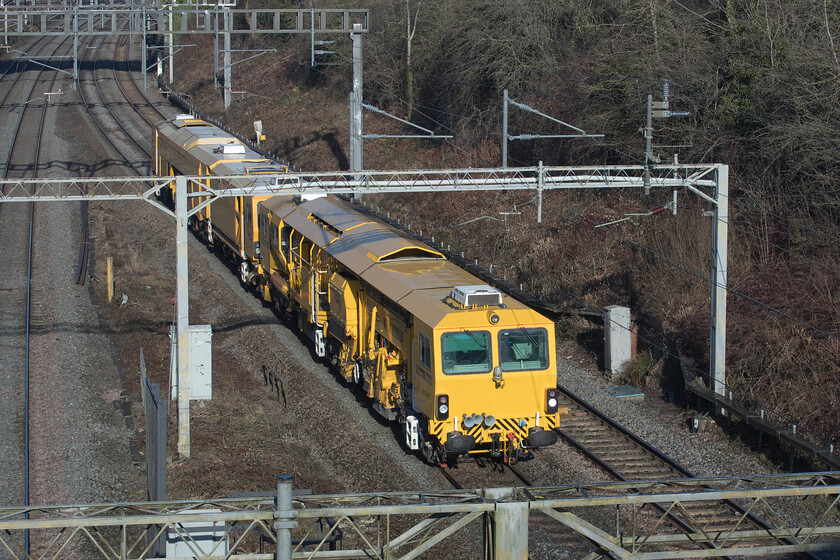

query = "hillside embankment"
[[162, 1, 840, 458]]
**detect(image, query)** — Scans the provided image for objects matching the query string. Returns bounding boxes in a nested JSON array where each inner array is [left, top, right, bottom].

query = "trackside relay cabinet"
[[604, 305, 631, 380], [169, 324, 213, 400]]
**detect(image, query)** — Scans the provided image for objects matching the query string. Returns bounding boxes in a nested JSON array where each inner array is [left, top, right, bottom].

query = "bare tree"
[[405, 0, 420, 120]]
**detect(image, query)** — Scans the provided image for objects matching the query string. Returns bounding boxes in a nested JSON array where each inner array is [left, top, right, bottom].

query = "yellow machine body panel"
[[243, 196, 271, 262], [257, 195, 561, 456]]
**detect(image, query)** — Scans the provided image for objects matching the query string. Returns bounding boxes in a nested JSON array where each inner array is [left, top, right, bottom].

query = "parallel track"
[[79, 32, 170, 162], [72, 29, 170, 285], [1, 33, 74, 555], [75, 199, 89, 284], [1, 21, 159, 521], [81, 33, 152, 164], [112, 33, 168, 129]]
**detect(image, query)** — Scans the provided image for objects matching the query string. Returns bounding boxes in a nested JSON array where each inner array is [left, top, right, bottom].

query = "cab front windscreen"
[[441, 331, 491, 374], [498, 328, 549, 371], [440, 327, 550, 374]]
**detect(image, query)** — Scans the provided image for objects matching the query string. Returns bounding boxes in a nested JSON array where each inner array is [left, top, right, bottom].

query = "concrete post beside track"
[[604, 305, 631, 380], [710, 165, 728, 407], [175, 175, 191, 459], [484, 488, 527, 560], [274, 475, 297, 560]]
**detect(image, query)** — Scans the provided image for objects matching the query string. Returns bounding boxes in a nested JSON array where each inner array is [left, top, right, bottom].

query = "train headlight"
[[488, 313, 500, 324], [546, 388, 559, 414], [436, 394, 449, 420], [255, 242, 260, 255]]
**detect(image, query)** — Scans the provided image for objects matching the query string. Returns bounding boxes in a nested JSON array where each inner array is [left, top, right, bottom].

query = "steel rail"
[[74, 32, 116, 285], [437, 465, 464, 490], [80, 32, 149, 164], [24, 60, 52, 554], [113, 32, 167, 128], [2, 34, 72, 557], [73, 29, 165, 283], [505, 463, 534, 487], [74, 194, 88, 284], [554, 385, 823, 559], [1, 37, 57, 173], [23, 191, 33, 556], [436, 463, 608, 560], [556, 386, 688, 477], [0, 36, 52, 106], [441, 457, 624, 559], [73, 32, 112, 286]]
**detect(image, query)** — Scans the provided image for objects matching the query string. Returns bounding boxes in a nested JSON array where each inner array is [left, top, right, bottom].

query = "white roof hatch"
[[450, 285, 503, 307], [216, 143, 246, 155]]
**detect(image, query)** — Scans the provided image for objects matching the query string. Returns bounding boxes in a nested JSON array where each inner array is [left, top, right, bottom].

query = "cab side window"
[[270, 224, 279, 253], [419, 333, 431, 369], [280, 226, 292, 262]]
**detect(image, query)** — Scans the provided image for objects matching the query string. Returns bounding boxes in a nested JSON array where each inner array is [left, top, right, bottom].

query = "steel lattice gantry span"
[[0, 4, 368, 101], [0, 163, 721, 201], [0, 473, 838, 559], [0, 5, 369, 37]]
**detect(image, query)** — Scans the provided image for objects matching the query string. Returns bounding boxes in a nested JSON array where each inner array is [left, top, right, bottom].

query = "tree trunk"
[[406, 0, 418, 121]]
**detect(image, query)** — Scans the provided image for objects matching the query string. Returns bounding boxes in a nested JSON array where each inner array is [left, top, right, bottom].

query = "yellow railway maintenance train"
[[155, 115, 563, 464]]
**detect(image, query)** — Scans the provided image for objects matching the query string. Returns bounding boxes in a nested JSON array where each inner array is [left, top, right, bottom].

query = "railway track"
[[0, 33, 77, 555], [112, 33, 169, 131], [554, 385, 821, 558], [437, 461, 617, 559], [80, 34, 156, 166], [0, 18, 159, 548], [72, 28, 172, 285], [73, 32, 133, 286], [78, 31, 172, 168], [436, 388, 827, 558], [555, 387, 684, 480]]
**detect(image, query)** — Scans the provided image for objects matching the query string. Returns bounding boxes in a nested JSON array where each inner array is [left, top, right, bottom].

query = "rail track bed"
[[0, 34, 76, 525], [554, 385, 820, 556], [555, 386, 685, 480], [436, 461, 613, 560], [0, 31, 145, 521]]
